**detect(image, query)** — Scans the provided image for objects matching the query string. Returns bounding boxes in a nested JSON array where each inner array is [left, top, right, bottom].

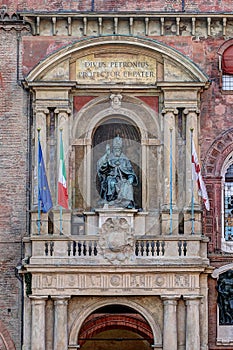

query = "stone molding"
[[30, 270, 204, 295], [17, 11, 233, 39]]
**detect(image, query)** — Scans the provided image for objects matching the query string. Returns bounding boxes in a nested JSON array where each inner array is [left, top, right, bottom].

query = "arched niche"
[[73, 94, 160, 211]]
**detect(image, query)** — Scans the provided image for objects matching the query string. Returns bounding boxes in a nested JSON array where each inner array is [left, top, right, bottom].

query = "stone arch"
[[73, 93, 161, 209], [78, 312, 154, 347], [69, 298, 162, 347], [0, 321, 16, 350], [217, 38, 233, 56], [72, 94, 160, 143], [25, 35, 209, 84], [212, 263, 233, 279], [203, 128, 233, 176]]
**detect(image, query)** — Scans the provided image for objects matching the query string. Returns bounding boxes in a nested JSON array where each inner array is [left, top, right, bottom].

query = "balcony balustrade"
[[24, 234, 209, 266]]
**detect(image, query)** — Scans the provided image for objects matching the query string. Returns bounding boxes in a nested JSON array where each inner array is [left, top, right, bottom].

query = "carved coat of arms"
[[99, 217, 135, 264]]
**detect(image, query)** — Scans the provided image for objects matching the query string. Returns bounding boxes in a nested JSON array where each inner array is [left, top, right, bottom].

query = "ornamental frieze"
[[32, 272, 198, 295]]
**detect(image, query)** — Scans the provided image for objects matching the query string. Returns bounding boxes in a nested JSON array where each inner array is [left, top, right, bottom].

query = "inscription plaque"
[[76, 53, 157, 84]]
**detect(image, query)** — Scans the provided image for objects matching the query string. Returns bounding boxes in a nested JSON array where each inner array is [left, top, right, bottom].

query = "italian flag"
[[58, 132, 69, 209]]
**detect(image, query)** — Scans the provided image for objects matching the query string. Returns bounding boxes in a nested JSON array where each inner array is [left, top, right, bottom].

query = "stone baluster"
[[52, 296, 70, 350], [161, 295, 180, 350], [30, 296, 47, 350], [184, 296, 202, 350]]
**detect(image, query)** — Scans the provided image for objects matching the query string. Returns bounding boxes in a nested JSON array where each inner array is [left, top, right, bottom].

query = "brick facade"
[[1, 1, 233, 349]]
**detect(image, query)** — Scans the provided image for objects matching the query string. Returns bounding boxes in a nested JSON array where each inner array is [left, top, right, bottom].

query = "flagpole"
[[37, 128, 41, 235], [190, 128, 195, 234], [59, 129, 63, 235], [169, 128, 173, 235], [60, 204, 63, 235]]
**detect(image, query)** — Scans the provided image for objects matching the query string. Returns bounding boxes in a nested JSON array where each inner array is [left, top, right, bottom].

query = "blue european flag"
[[38, 141, 53, 213]]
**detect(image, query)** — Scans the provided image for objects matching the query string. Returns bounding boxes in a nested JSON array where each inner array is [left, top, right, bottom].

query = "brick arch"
[[203, 128, 233, 176], [217, 38, 233, 56], [0, 321, 16, 350], [78, 313, 153, 347]]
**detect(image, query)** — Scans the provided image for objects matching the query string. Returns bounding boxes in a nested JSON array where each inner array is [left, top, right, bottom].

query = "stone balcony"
[[25, 209, 209, 267], [24, 234, 209, 267]]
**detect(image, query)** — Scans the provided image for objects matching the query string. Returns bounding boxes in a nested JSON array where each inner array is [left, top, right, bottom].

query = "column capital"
[[184, 295, 203, 306], [54, 107, 71, 115], [184, 108, 200, 115], [29, 295, 48, 303], [161, 295, 180, 305], [35, 107, 50, 114], [162, 108, 178, 116], [51, 295, 71, 305], [161, 295, 181, 300]]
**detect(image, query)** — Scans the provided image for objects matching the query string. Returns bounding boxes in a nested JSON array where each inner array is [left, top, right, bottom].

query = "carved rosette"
[[99, 217, 135, 264]]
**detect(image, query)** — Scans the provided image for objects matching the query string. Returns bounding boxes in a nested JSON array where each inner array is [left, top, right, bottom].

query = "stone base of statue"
[[83, 208, 148, 262]]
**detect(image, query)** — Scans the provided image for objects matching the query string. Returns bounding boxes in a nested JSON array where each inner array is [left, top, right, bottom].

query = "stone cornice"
[[14, 11, 233, 38]]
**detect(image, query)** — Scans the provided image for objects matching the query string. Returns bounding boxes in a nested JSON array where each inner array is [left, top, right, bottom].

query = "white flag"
[[192, 140, 210, 211]]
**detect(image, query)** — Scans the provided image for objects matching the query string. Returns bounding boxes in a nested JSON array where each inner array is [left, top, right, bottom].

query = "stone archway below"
[[78, 305, 154, 350]]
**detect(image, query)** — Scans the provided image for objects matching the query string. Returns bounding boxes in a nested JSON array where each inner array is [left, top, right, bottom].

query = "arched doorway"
[[78, 305, 153, 350]]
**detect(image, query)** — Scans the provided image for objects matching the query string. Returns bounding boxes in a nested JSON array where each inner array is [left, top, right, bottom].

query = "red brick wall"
[[0, 27, 28, 350], [2, 0, 233, 14]]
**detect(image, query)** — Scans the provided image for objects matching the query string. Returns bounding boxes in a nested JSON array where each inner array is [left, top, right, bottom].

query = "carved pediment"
[[25, 36, 209, 87]]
